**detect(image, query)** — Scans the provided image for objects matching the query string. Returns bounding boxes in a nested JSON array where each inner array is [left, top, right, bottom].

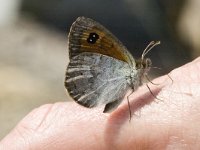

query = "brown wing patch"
[[68, 17, 132, 63]]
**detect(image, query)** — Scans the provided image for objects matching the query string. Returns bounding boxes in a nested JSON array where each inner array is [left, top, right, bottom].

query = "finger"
[[1, 58, 200, 150], [0, 100, 175, 150]]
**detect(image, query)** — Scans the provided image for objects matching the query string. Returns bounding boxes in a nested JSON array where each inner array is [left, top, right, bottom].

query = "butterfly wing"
[[65, 53, 132, 111], [65, 17, 135, 112], [68, 16, 135, 65]]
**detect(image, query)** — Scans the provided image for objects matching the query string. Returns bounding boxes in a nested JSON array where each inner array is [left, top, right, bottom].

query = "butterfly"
[[65, 16, 160, 116]]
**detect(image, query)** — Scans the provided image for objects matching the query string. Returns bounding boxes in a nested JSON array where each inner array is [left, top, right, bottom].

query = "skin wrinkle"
[[7, 105, 58, 150], [35, 104, 55, 132], [12, 126, 32, 150], [19, 104, 54, 132], [8, 104, 56, 149]]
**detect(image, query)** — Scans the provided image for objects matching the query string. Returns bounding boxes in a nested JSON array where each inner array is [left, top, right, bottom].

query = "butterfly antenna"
[[142, 41, 161, 60]]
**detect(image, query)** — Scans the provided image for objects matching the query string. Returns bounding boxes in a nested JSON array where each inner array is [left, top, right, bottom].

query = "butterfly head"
[[136, 58, 152, 71], [135, 41, 160, 72]]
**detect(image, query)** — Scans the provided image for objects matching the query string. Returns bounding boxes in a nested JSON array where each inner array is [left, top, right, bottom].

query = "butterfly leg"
[[145, 74, 173, 86], [127, 91, 133, 122], [145, 83, 163, 102], [145, 74, 159, 85]]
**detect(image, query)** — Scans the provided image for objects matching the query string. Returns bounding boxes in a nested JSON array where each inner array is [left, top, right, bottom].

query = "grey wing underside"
[[65, 52, 131, 112]]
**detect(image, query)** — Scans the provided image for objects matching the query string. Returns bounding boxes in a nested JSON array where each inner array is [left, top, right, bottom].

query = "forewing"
[[65, 53, 131, 109], [68, 16, 135, 65]]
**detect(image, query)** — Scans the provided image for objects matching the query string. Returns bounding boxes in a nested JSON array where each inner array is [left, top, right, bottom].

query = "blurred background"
[[0, 0, 199, 139]]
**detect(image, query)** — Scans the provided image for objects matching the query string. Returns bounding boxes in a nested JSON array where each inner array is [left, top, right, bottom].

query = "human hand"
[[1, 57, 200, 150]]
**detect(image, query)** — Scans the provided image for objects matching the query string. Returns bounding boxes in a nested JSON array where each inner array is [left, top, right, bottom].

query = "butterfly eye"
[[87, 33, 99, 44]]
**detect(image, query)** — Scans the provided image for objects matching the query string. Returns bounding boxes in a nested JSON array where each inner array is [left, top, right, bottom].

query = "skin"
[[1, 57, 200, 150]]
